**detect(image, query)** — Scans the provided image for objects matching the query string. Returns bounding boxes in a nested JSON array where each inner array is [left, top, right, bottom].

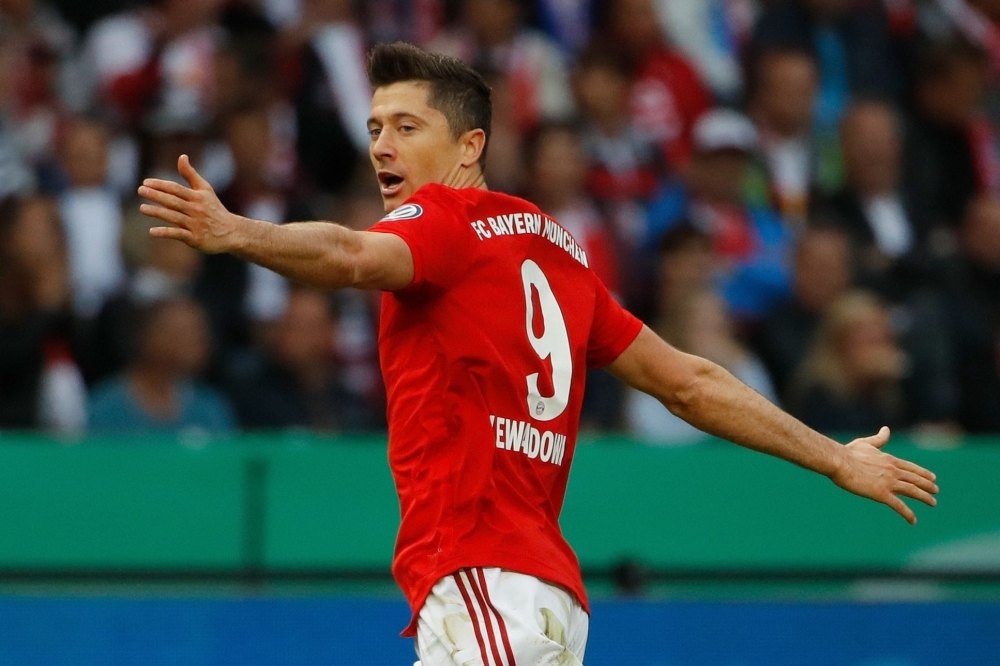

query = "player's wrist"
[[226, 213, 264, 255], [823, 437, 850, 482]]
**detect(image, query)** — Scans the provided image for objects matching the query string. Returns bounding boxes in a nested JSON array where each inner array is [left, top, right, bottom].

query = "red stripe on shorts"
[[474, 567, 517, 666], [453, 572, 495, 666], [463, 569, 507, 666]]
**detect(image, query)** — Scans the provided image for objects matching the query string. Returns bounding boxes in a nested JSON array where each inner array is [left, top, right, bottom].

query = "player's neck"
[[442, 166, 488, 192]]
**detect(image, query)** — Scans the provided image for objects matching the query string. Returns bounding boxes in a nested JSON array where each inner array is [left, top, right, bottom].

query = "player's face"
[[368, 82, 466, 211]]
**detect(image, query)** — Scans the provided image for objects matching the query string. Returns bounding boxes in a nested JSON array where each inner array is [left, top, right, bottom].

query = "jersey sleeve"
[[586, 276, 644, 369], [368, 184, 473, 291]]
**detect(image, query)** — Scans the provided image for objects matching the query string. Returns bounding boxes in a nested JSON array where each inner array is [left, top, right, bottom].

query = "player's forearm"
[[667, 359, 847, 479], [228, 217, 365, 289]]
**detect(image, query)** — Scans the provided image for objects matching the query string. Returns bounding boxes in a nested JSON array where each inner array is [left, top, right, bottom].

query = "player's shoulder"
[[477, 189, 539, 213], [393, 183, 473, 219]]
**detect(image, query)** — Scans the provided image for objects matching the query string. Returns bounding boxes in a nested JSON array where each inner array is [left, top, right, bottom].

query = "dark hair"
[[657, 223, 712, 255], [574, 42, 631, 78], [745, 45, 818, 103], [367, 42, 492, 169], [520, 118, 584, 172], [914, 38, 987, 86]]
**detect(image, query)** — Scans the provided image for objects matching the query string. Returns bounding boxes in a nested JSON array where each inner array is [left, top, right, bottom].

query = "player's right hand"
[[138, 154, 243, 254], [830, 426, 939, 525]]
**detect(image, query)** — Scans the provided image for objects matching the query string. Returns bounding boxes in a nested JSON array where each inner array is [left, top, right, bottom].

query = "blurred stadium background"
[[2, 0, 1000, 663]]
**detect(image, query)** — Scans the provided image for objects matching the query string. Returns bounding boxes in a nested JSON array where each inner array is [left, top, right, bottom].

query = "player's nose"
[[371, 129, 396, 160]]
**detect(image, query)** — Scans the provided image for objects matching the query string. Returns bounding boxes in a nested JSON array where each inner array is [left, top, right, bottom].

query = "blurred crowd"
[[0, 0, 999, 440]]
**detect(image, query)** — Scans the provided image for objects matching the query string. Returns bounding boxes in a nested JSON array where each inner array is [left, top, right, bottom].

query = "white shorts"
[[414, 567, 589, 666]]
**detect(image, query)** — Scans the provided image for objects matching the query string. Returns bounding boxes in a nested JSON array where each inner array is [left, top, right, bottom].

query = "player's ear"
[[459, 128, 486, 168]]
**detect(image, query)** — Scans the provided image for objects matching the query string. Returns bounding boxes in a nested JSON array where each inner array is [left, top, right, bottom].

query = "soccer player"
[[138, 42, 939, 666]]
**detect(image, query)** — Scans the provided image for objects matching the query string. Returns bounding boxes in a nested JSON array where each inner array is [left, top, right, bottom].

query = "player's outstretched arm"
[[138, 155, 414, 291], [607, 325, 939, 524]]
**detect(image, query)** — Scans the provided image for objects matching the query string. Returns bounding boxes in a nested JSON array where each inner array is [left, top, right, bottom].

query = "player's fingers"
[[868, 426, 891, 449], [139, 178, 196, 201], [177, 154, 212, 191], [894, 481, 937, 508], [890, 455, 936, 482], [139, 202, 190, 228], [149, 226, 195, 244], [897, 470, 938, 495], [137, 186, 188, 213], [883, 493, 917, 525]]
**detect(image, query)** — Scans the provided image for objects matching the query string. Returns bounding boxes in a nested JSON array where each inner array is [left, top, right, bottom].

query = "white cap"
[[693, 108, 758, 154]]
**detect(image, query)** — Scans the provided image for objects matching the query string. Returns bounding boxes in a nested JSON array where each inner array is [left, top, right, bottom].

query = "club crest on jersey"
[[381, 204, 423, 221]]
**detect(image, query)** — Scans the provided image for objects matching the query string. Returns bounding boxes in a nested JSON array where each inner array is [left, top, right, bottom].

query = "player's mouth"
[[377, 170, 406, 198]]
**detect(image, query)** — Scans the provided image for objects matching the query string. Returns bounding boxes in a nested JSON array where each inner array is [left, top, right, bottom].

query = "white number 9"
[[521, 260, 573, 421]]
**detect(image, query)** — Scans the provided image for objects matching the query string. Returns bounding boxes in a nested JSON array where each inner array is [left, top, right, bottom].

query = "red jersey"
[[369, 184, 643, 636]]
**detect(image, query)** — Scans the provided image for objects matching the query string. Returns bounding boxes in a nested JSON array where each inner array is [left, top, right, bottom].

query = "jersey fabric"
[[368, 183, 643, 637]]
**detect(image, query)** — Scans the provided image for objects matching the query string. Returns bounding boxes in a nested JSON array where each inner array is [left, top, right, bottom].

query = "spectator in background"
[[279, 0, 371, 195], [787, 290, 908, 434], [212, 5, 279, 117], [0, 0, 75, 77], [0, 195, 87, 433], [0, 0, 78, 188], [656, 0, 760, 104], [606, 0, 710, 173], [916, 0, 1000, 127], [88, 297, 235, 434], [626, 288, 778, 444], [135, 97, 224, 190], [646, 108, 793, 324], [80, 0, 223, 130], [195, 103, 290, 361], [533, 0, 595, 56], [945, 195, 1000, 431], [770, 219, 958, 431], [756, 223, 851, 395], [223, 288, 384, 431], [480, 69, 523, 194], [429, 0, 574, 133], [80, 226, 202, 385], [746, 46, 839, 228], [750, 0, 903, 130], [56, 116, 126, 320], [825, 102, 961, 431], [905, 38, 997, 229], [362, 0, 444, 46], [652, 224, 716, 319], [819, 99, 940, 297], [213, 5, 297, 194], [572, 43, 663, 283]]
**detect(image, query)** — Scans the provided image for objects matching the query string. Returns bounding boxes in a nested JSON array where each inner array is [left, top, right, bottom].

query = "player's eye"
[[368, 127, 381, 139], [400, 125, 416, 134]]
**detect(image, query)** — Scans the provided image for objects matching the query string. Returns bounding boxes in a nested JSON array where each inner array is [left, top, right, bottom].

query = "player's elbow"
[[662, 356, 722, 419]]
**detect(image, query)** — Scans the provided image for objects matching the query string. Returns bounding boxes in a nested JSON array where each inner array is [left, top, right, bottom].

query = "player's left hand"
[[829, 426, 938, 525], [138, 154, 244, 254]]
